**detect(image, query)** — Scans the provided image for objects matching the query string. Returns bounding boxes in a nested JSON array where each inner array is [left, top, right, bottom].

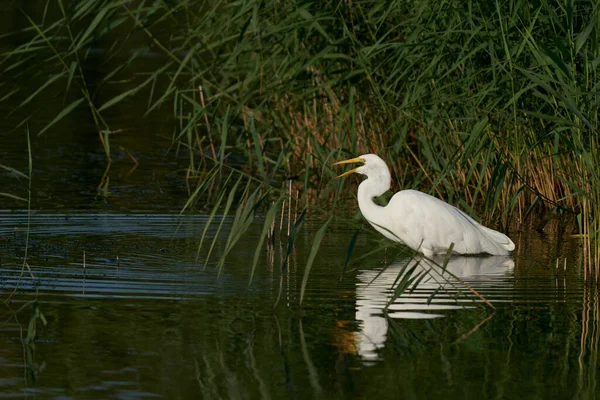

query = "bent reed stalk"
[[1, 0, 600, 276]]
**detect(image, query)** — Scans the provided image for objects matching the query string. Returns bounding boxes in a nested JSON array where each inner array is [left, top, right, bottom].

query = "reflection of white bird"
[[355, 255, 514, 363], [335, 154, 515, 256]]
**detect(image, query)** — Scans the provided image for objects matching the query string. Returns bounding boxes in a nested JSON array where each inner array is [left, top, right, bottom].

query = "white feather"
[[337, 154, 515, 256]]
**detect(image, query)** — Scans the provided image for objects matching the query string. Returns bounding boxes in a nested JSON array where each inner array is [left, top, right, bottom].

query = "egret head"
[[333, 154, 391, 190], [334, 154, 392, 199], [334, 154, 390, 179]]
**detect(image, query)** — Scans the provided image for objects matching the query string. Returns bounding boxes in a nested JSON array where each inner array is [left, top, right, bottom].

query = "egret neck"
[[356, 166, 395, 240]]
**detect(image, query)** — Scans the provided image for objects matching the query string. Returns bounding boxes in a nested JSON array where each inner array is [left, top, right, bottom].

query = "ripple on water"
[[0, 212, 261, 300]]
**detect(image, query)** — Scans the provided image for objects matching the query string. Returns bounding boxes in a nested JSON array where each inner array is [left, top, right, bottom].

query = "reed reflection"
[[354, 255, 514, 363]]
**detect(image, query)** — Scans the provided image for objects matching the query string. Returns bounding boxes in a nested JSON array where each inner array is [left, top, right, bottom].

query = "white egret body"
[[335, 154, 515, 256]]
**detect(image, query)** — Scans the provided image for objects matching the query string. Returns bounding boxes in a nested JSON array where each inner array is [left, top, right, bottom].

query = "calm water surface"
[[0, 209, 595, 399]]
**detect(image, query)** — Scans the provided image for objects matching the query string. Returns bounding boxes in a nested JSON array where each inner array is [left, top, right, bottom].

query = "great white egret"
[[335, 154, 515, 256]]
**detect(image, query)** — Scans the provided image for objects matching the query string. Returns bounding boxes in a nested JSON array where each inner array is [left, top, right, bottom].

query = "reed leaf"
[[19, 72, 64, 107], [73, 5, 111, 52], [299, 216, 331, 305], [204, 176, 244, 266], [384, 261, 422, 313], [0, 193, 28, 202], [274, 209, 306, 308], [98, 63, 172, 112], [249, 198, 282, 285], [340, 227, 361, 279], [0, 164, 28, 180], [38, 97, 85, 136], [215, 183, 263, 275]]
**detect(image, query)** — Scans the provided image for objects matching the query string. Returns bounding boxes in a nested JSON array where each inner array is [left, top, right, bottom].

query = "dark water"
[[0, 209, 596, 399]]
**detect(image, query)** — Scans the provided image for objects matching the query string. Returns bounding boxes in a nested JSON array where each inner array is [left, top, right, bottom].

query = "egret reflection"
[[354, 255, 514, 363]]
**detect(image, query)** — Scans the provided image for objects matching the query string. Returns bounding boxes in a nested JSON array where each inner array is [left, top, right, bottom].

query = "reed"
[[2, 0, 600, 276]]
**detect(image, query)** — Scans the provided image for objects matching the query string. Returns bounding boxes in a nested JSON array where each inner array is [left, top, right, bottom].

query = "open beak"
[[333, 157, 364, 178]]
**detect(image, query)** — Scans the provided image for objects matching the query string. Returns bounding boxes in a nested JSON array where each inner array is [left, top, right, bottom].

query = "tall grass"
[[2, 0, 600, 276]]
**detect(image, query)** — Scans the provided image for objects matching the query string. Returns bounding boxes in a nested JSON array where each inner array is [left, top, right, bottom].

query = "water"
[[0, 207, 595, 398]]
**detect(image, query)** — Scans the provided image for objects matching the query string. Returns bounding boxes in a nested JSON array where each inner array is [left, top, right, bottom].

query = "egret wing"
[[386, 190, 512, 255]]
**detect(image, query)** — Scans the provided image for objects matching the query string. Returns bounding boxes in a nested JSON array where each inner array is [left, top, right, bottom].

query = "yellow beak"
[[333, 157, 364, 178]]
